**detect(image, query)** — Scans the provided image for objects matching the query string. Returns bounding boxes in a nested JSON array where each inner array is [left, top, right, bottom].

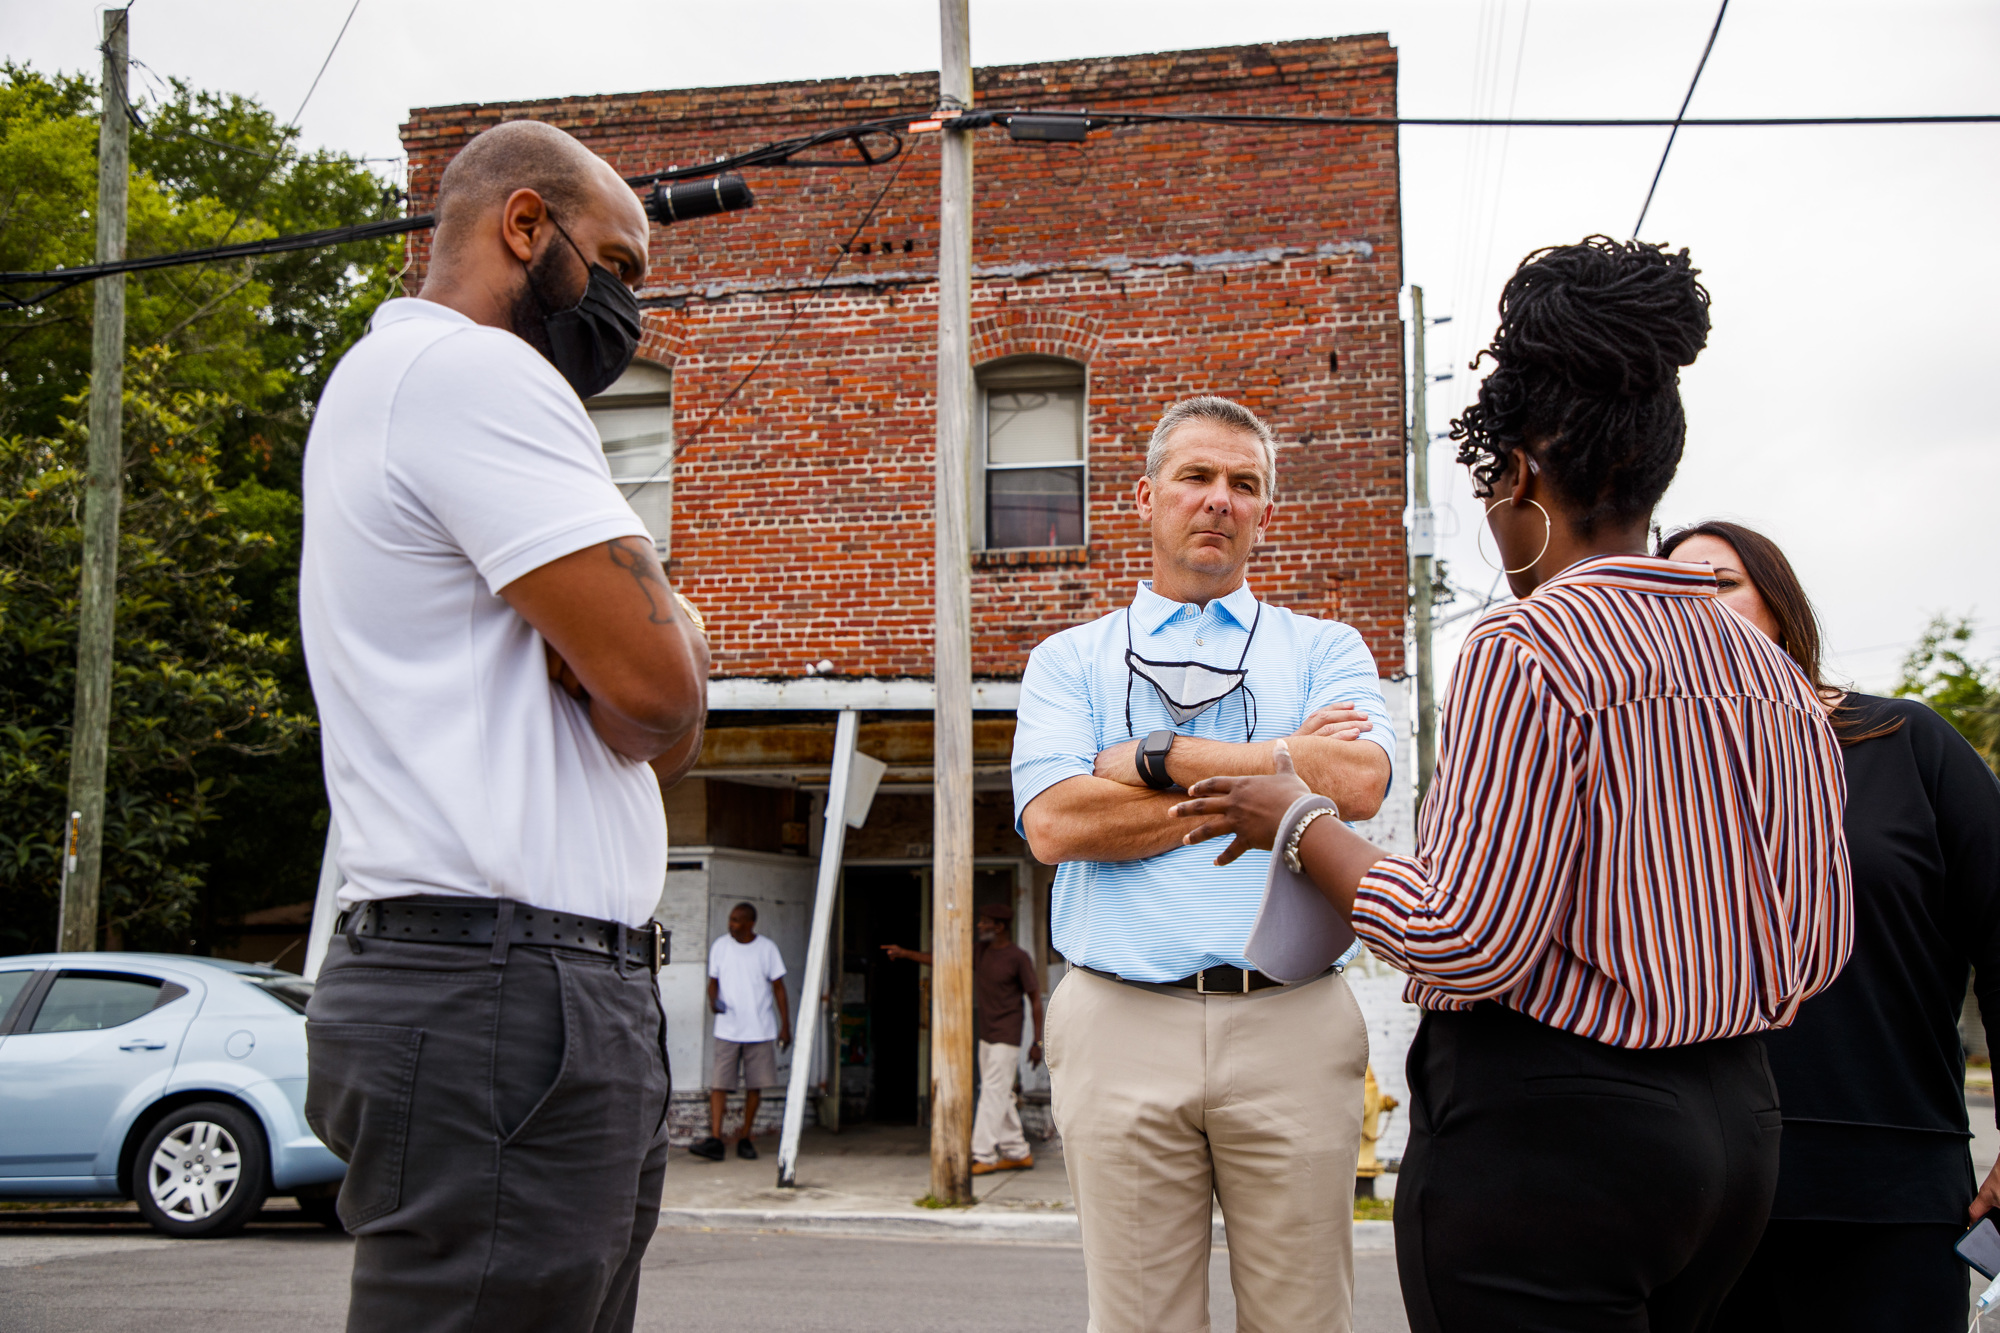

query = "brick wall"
[[401, 35, 1406, 679]]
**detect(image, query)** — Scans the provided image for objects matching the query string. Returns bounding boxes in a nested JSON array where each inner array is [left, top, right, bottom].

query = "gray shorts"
[[711, 1038, 778, 1091]]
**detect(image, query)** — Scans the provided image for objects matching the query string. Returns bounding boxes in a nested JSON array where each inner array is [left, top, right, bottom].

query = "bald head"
[[420, 119, 650, 335], [439, 121, 595, 229], [433, 121, 645, 254]]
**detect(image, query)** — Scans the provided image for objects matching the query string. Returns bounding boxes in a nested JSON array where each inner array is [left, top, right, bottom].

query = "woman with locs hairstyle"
[[1659, 520, 2000, 1333], [1169, 236, 1854, 1331]]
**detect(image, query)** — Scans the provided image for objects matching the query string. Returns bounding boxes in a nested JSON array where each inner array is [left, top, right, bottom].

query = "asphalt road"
[[0, 1205, 1412, 1333]]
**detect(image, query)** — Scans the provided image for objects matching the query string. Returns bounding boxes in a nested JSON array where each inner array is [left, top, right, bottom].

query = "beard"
[[505, 241, 584, 361]]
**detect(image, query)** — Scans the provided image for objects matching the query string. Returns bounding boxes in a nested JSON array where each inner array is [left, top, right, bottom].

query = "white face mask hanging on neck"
[[1124, 603, 1262, 740]]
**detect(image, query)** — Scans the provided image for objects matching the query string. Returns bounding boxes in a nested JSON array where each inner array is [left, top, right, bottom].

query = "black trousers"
[[1712, 1220, 1969, 1332], [306, 934, 671, 1333], [1395, 1004, 1781, 1333]]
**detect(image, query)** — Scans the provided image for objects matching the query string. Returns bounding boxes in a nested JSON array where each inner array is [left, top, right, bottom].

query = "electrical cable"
[[286, 0, 361, 133], [623, 132, 927, 491], [1006, 109, 2000, 129], [1634, 0, 1731, 237], [1458, 2, 1535, 396], [7, 102, 1997, 308], [1441, 0, 1523, 409], [203, 0, 363, 259], [0, 213, 433, 307], [1442, 0, 1505, 372], [622, 117, 909, 187]]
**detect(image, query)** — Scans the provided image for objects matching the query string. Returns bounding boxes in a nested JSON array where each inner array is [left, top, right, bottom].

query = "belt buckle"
[[647, 921, 666, 974], [1195, 967, 1251, 995]]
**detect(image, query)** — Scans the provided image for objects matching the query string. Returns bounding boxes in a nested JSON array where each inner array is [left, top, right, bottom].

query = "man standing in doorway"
[[300, 121, 708, 1333], [691, 903, 791, 1162], [884, 903, 1043, 1174], [1012, 395, 1395, 1333]]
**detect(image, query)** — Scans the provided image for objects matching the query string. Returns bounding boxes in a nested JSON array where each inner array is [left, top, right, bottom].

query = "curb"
[[658, 1207, 1081, 1244], [656, 1208, 1396, 1252]]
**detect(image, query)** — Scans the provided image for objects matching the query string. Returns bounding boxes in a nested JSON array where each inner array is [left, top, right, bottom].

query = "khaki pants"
[[1047, 967, 1368, 1333], [973, 1039, 1030, 1164]]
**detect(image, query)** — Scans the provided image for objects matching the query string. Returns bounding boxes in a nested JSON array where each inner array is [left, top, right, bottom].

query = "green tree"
[[0, 351, 314, 951], [0, 64, 403, 951], [1895, 614, 2000, 776], [0, 64, 404, 472]]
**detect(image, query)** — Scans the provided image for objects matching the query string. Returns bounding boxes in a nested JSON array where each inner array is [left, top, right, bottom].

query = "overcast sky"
[[10, 0, 1997, 690]]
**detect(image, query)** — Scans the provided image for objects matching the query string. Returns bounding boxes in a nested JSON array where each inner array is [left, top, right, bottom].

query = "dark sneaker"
[[736, 1137, 759, 1160], [689, 1136, 726, 1161]]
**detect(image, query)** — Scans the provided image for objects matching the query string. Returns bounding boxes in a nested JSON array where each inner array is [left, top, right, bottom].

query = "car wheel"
[[132, 1102, 269, 1238], [293, 1193, 347, 1232]]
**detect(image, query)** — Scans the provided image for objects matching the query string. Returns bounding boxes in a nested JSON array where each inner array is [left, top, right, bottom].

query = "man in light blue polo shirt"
[[1013, 395, 1393, 1333]]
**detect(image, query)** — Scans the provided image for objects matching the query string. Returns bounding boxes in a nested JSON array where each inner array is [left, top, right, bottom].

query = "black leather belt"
[[1080, 963, 1300, 994], [334, 896, 667, 974]]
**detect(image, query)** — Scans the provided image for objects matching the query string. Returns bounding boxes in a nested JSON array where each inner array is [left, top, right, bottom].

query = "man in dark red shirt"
[[884, 903, 1043, 1173]]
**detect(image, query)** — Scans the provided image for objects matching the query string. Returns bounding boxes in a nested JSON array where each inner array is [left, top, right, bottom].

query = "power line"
[[1026, 109, 2000, 129], [7, 100, 1998, 308], [1466, 3, 1534, 375], [1441, 0, 1510, 391], [0, 214, 432, 306], [286, 0, 361, 132], [624, 117, 909, 188], [632, 134, 927, 483], [1634, 0, 1731, 238], [207, 0, 363, 254]]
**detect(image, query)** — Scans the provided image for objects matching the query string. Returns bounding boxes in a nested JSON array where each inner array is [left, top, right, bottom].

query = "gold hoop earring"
[[1477, 497, 1553, 575]]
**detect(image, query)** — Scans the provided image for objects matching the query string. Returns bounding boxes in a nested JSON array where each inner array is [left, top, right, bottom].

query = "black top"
[[1765, 694, 2000, 1222]]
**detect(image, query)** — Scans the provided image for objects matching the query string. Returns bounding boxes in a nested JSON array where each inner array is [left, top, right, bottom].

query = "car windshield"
[[250, 975, 313, 1015]]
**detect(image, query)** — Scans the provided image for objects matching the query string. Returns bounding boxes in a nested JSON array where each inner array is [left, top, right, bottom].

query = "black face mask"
[[521, 214, 641, 399]]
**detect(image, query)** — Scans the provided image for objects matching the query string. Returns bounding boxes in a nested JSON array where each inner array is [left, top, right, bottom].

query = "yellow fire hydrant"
[[1356, 1063, 1399, 1198]]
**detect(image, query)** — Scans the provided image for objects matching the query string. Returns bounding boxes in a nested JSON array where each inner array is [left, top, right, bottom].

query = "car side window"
[[27, 971, 184, 1033], [0, 969, 38, 1031]]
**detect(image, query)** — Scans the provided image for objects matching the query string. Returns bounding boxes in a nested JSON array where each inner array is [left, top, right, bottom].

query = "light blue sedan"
[[0, 952, 345, 1237]]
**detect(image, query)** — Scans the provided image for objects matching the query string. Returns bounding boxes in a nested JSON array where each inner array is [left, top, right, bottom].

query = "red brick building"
[[399, 35, 1410, 1137]]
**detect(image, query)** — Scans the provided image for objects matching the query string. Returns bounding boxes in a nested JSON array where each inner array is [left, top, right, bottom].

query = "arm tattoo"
[[607, 537, 676, 625]]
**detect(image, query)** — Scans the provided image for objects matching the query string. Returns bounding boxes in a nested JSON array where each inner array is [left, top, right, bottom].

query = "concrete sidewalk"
[[659, 1123, 1074, 1239], [656, 1123, 1395, 1251]]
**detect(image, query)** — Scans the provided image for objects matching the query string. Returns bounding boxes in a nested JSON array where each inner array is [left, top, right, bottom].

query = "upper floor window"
[[584, 361, 673, 548], [977, 357, 1085, 550]]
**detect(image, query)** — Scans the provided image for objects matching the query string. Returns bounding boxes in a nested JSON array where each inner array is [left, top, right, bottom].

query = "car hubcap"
[[147, 1121, 242, 1221]]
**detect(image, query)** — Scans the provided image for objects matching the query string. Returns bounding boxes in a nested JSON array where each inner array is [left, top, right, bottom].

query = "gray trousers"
[[306, 934, 671, 1333]]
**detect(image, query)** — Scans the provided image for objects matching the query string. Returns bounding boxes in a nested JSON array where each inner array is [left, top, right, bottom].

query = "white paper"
[[1243, 795, 1357, 983]]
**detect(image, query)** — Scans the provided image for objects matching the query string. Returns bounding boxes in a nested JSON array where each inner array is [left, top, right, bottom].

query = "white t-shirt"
[[300, 298, 666, 927], [708, 934, 787, 1044]]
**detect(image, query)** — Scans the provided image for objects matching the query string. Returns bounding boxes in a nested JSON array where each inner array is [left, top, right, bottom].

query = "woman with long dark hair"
[[1658, 520, 2000, 1332], [1169, 236, 1854, 1331]]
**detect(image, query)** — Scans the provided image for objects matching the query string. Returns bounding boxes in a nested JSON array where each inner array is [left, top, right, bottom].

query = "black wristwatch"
[[1137, 729, 1177, 790]]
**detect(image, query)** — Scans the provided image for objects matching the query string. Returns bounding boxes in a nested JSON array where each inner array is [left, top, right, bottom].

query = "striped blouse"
[[1352, 555, 1852, 1049]]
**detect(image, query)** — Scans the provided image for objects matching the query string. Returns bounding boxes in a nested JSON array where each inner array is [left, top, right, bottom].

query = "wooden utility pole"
[[57, 9, 132, 953], [1409, 287, 1437, 803], [929, 0, 975, 1206]]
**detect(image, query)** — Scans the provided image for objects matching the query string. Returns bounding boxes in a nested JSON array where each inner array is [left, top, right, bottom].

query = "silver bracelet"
[[1284, 806, 1340, 874]]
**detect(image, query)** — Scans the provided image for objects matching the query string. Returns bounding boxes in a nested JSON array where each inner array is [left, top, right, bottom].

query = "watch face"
[[1144, 729, 1175, 754]]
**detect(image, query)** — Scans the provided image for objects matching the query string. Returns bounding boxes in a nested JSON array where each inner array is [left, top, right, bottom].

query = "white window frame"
[[584, 361, 674, 554], [974, 356, 1088, 552]]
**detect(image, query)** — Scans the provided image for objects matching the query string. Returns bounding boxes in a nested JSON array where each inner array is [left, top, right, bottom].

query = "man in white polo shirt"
[[299, 121, 707, 1333]]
